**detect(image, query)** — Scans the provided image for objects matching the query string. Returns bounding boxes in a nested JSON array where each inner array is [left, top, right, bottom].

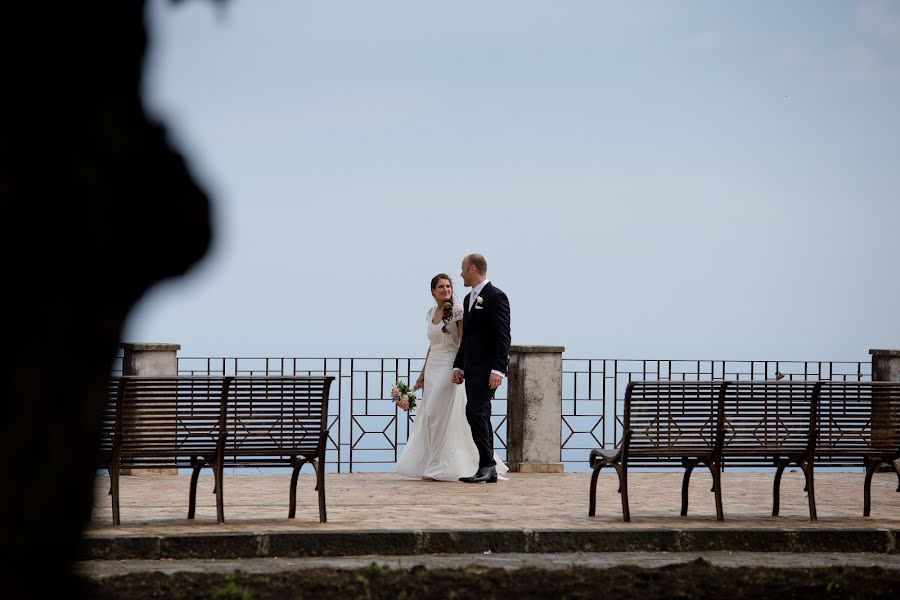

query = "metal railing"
[[559, 359, 871, 467], [111, 355, 871, 472], [174, 357, 507, 473]]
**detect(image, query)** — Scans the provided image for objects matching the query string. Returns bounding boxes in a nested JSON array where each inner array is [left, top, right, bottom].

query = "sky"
[[126, 0, 900, 361]]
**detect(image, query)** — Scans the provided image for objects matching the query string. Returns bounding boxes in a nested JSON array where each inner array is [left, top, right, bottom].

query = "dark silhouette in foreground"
[[0, 3, 211, 596]]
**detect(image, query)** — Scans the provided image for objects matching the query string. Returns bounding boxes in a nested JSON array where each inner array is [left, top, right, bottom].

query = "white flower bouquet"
[[391, 380, 418, 411]]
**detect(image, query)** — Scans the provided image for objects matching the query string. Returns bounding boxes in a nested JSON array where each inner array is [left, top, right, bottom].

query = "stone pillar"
[[506, 345, 565, 473], [120, 343, 181, 475], [122, 343, 180, 378], [869, 350, 900, 465], [870, 349, 900, 383]]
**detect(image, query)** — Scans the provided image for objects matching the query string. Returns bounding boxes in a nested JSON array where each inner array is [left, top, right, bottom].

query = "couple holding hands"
[[397, 253, 511, 484]]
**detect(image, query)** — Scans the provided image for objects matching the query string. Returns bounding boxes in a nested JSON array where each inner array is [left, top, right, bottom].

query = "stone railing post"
[[870, 349, 900, 383], [506, 345, 565, 473], [122, 343, 180, 378], [869, 349, 900, 460], [120, 343, 181, 475]]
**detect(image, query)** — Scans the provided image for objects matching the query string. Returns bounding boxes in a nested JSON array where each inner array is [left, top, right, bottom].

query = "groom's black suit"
[[453, 282, 511, 469]]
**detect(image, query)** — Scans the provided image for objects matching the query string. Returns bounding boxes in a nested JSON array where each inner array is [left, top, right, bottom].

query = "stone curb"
[[80, 528, 900, 560]]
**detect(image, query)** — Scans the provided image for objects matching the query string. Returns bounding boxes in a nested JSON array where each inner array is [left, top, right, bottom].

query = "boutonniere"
[[476, 296, 484, 305]]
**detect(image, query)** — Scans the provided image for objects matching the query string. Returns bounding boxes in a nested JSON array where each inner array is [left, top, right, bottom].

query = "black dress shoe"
[[460, 466, 497, 484]]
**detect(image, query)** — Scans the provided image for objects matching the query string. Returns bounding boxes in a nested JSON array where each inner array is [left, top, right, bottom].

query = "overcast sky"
[[126, 0, 900, 361]]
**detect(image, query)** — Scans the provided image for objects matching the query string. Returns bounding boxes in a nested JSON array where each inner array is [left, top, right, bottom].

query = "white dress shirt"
[[468, 279, 490, 312]]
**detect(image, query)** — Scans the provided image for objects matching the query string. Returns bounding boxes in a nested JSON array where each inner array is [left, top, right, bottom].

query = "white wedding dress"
[[396, 303, 509, 481]]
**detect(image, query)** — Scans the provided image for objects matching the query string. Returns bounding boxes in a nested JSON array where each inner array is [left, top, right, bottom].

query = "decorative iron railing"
[[110, 356, 871, 472], [173, 357, 507, 474], [559, 359, 871, 467]]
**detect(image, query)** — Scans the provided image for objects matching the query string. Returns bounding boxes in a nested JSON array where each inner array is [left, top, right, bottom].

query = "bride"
[[396, 273, 509, 482]]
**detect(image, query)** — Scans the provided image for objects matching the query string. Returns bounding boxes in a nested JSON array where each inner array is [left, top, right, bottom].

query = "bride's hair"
[[430, 273, 456, 333]]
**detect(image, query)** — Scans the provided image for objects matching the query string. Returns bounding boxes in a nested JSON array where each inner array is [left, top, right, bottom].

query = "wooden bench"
[[589, 381, 727, 522], [817, 381, 900, 516], [109, 376, 229, 525], [95, 378, 120, 511], [105, 375, 333, 526], [589, 380, 820, 521], [718, 380, 819, 520], [219, 376, 333, 522]]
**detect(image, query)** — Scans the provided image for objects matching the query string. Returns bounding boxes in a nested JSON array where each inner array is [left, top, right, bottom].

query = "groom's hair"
[[466, 253, 488, 275]]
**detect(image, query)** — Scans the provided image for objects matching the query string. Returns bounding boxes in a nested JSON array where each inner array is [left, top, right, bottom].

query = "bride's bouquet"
[[391, 380, 418, 411]]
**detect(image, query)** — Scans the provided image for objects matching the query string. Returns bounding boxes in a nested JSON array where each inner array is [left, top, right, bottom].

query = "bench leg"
[[616, 464, 630, 522], [315, 459, 327, 523], [588, 463, 602, 517], [681, 465, 695, 517], [188, 460, 203, 520], [864, 461, 876, 517], [289, 460, 304, 519], [588, 461, 629, 521], [110, 463, 120, 527], [801, 462, 817, 521], [709, 463, 724, 521], [772, 460, 787, 517], [214, 457, 225, 524]]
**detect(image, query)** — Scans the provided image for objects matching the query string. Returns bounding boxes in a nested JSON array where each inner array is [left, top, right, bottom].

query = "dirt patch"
[[84, 559, 900, 599]]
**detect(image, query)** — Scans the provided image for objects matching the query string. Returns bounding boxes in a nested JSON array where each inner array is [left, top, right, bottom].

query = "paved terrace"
[[84, 471, 900, 559]]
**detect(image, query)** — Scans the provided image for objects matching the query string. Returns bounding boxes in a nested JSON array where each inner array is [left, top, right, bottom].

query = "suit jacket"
[[453, 282, 511, 380]]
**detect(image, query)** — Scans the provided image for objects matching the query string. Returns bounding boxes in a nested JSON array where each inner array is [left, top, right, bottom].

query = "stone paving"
[[88, 470, 900, 535]]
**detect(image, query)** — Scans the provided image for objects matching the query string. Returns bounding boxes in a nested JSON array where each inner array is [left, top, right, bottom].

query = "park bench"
[[109, 376, 228, 526], [97, 378, 120, 471], [95, 378, 121, 507], [816, 381, 900, 516], [219, 375, 334, 523], [589, 380, 820, 521], [717, 380, 819, 520], [104, 375, 333, 526], [589, 381, 726, 522]]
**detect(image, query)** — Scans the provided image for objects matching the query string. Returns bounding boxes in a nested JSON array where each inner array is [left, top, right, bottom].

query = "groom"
[[452, 253, 511, 484]]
